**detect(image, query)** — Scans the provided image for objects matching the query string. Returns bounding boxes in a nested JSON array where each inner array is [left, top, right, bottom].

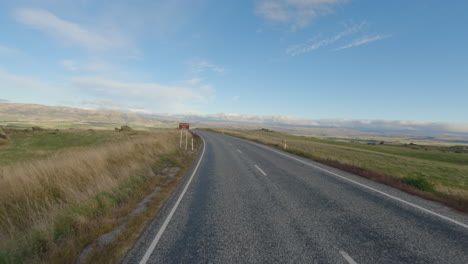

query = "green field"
[[209, 129, 468, 211], [0, 129, 152, 166]]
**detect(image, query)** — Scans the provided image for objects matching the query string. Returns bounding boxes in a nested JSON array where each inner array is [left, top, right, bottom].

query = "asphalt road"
[[122, 130, 468, 264]]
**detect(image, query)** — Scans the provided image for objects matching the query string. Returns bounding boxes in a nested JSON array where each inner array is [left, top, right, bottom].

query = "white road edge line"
[[237, 149, 242, 154], [339, 251, 357, 264], [254, 165, 267, 176], [240, 139, 468, 230], [139, 134, 206, 264]]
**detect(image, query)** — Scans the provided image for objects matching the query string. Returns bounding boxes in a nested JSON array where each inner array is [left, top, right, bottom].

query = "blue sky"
[[1, 0, 467, 123]]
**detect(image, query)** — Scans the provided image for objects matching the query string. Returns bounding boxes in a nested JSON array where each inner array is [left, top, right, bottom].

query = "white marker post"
[[185, 130, 188, 150], [180, 129, 182, 148], [178, 123, 190, 150], [191, 137, 194, 152], [282, 138, 288, 150]]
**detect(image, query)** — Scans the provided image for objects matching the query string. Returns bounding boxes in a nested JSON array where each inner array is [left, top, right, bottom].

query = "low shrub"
[[401, 176, 434, 192]]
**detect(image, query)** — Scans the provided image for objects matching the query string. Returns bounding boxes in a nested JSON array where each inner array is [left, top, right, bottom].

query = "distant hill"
[[0, 103, 176, 129], [1, 102, 467, 145]]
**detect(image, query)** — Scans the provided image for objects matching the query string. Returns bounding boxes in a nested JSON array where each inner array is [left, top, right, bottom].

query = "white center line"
[[339, 251, 357, 264], [254, 165, 267, 176], [237, 149, 242, 154], [138, 134, 206, 264]]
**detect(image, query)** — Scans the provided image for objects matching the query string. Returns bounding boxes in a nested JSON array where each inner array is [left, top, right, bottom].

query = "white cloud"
[[256, 0, 348, 29], [335, 34, 390, 50], [14, 8, 124, 50], [127, 108, 152, 114], [0, 45, 23, 57], [70, 76, 214, 112], [287, 22, 365, 55], [312, 119, 468, 135], [159, 112, 468, 135], [188, 59, 225, 74], [0, 68, 57, 93], [79, 99, 154, 114], [59, 59, 127, 75], [71, 76, 205, 101], [161, 112, 313, 125], [76, 99, 154, 115], [0, 66, 216, 112], [83, 61, 117, 73], [180, 78, 203, 86], [81, 99, 123, 108], [232, 95, 240, 101], [61, 60, 78, 71]]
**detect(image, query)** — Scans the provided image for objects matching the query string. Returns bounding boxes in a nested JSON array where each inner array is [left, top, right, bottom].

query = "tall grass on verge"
[[0, 130, 184, 263]]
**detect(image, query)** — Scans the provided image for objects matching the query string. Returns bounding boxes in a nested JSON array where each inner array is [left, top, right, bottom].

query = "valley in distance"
[[2, 102, 468, 145]]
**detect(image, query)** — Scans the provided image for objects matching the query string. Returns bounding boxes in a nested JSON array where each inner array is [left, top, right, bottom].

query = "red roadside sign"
[[179, 123, 190, 130]]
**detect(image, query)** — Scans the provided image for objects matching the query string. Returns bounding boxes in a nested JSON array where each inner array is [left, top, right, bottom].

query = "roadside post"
[[178, 123, 190, 150], [180, 130, 182, 148]]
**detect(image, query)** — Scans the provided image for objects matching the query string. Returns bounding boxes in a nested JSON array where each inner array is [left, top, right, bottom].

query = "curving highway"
[[122, 130, 468, 264]]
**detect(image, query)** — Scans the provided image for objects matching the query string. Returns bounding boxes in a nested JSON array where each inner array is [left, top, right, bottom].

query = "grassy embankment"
[[208, 129, 468, 212], [0, 128, 198, 263]]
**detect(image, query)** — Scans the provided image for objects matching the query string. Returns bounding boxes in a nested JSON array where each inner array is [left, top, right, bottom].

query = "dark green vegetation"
[[401, 176, 435, 192]]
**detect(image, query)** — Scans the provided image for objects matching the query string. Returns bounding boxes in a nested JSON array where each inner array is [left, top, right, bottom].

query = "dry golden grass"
[[0, 129, 195, 263]]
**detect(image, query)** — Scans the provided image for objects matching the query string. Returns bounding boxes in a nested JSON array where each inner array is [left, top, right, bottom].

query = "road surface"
[[122, 130, 468, 264]]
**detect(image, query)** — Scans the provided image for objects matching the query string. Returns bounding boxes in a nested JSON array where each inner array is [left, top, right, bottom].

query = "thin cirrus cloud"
[[256, 0, 348, 29], [14, 8, 125, 51], [286, 22, 366, 56], [335, 34, 391, 50], [59, 59, 121, 74], [187, 59, 225, 74], [286, 22, 390, 55]]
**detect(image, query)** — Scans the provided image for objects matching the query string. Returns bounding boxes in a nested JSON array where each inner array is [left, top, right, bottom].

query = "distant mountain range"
[[150, 112, 468, 138], [1, 102, 467, 142]]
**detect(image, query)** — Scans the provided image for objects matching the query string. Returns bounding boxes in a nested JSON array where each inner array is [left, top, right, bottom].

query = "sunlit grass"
[[0, 128, 195, 263]]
